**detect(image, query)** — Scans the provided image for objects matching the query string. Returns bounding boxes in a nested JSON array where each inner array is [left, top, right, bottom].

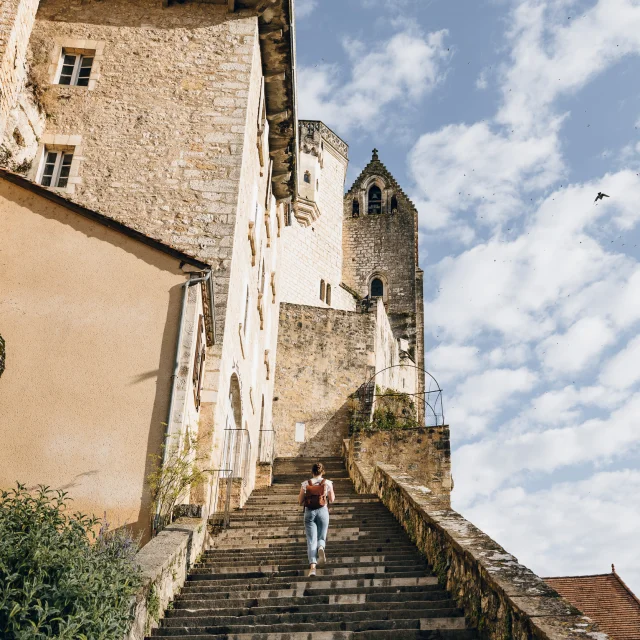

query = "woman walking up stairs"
[[148, 457, 477, 639]]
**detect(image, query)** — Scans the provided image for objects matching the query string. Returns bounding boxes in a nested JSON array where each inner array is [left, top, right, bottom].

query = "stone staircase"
[[148, 457, 477, 639]]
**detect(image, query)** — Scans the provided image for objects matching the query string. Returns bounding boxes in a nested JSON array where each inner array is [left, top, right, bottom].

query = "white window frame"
[[38, 149, 74, 189], [57, 50, 95, 86]]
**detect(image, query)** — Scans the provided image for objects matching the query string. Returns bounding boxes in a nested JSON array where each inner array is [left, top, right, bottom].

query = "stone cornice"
[[299, 120, 349, 161], [237, 0, 298, 202], [292, 195, 320, 226]]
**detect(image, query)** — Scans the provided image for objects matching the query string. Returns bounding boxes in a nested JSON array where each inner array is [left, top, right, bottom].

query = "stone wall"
[[0, 0, 43, 168], [350, 426, 452, 506], [342, 444, 608, 640], [272, 303, 376, 458], [373, 297, 417, 396], [280, 121, 353, 311], [28, 0, 262, 341], [125, 516, 209, 640], [342, 153, 425, 404], [343, 166, 419, 357]]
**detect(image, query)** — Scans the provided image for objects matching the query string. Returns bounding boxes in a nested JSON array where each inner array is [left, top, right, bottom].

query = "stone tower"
[[343, 149, 425, 400]]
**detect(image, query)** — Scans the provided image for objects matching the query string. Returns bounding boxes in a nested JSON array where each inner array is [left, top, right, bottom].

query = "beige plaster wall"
[[0, 179, 186, 540]]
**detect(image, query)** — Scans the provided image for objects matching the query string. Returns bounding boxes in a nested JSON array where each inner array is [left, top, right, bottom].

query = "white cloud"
[[462, 470, 640, 593], [295, 0, 317, 19], [428, 344, 481, 385], [409, 0, 640, 233], [297, 29, 450, 133], [408, 0, 640, 591], [425, 173, 640, 343], [453, 391, 640, 505], [447, 367, 538, 438], [410, 121, 564, 228], [475, 69, 488, 90], [600, 335, 640, 390], [537, 316, 616, 375], [498, 0, 640, 134]]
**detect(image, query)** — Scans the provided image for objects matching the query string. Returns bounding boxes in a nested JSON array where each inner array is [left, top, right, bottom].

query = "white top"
[[301, 476, 333, 492]]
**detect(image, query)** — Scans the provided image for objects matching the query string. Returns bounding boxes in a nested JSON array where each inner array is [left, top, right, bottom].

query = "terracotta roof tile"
[[545, 572, 640, 640]]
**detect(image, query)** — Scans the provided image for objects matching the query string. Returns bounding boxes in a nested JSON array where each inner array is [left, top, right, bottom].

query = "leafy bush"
[[0, 484, 142, 639], [147, 430, 211, 535], [349, 387, 418, 434]]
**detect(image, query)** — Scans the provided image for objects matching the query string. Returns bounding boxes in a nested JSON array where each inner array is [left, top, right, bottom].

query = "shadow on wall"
[[0, 180, 186, 546], [132, 281, 184, 544], [280, 400, 353, 459]]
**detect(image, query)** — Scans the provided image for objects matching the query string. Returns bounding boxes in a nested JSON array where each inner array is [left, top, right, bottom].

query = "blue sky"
[[295, 0, 640, 592]]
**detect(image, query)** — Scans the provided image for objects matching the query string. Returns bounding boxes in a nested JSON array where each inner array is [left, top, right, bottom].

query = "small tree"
[[0, 484, 142, 639], [147, 429, 211, 533]]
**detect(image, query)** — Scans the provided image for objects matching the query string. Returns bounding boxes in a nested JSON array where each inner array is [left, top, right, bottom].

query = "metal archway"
[[353, 365, 445, 427]]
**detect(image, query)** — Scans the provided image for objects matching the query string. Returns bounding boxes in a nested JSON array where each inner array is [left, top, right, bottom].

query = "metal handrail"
[[357, 365, 445, 427]]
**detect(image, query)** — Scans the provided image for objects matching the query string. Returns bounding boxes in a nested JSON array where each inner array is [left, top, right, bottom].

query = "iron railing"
[[355, 365, 445, 428]]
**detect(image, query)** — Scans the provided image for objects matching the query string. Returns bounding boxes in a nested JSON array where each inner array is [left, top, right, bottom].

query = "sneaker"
[[317, 547, 326, 566], [308, 565, 316, 577]]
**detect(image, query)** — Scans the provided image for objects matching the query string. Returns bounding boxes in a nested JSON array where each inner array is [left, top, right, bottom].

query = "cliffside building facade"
[[0, 0, 425, 538]]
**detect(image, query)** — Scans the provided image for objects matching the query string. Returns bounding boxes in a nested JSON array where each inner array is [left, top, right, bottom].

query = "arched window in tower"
[[304, 171, 311, 183], [390, 195, 398, 213], [352, 199, 360, 217], [320, 279, 326, 302], [371, 278, 384, 298], [326, 284, 332, 306], [368, 185, 382, 214]]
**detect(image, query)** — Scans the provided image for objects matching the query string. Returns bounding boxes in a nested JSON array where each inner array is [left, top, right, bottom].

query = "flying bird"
[[594, 192, 610, 202]]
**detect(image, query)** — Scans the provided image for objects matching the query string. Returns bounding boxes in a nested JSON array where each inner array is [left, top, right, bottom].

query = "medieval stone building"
[[0, 0, 423, 536], [0, 1, 632, 638]]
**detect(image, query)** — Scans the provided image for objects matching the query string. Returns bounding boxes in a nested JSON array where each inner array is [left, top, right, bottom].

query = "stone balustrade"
[[343, 439, 608, 640], [124, 518, 209, 640]]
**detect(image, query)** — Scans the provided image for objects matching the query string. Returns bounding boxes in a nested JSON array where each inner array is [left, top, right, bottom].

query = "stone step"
[[151, 458, 476, 640], [193, 556, 427, 573], [187, 569, 431, 587], [149, 631, 476, 640], [205, 544, 424, 558], [209, 535, 411, 548], [183, 575, 438, 593], [174, 590, 453, 611], [150, 615, 469, 636], [215, 522, 406, 534], [189, 565, 426, 580], [171, 596, 456, 615], [160, 606, 464, 627], [201, 555, 426, 567], [179, 582, 444, 600]]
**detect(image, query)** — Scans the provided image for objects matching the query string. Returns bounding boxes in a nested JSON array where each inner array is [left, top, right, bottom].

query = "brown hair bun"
[[312, 462, 325, 476]]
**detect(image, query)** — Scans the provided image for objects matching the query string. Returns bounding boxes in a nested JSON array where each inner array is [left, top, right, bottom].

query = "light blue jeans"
[[304, 505, 329, 565]]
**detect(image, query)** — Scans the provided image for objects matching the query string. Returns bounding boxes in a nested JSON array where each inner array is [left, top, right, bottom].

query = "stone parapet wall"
[[342, 441, 608, 640], [349, 426, 452, 506], [125, 517, 209, 640]]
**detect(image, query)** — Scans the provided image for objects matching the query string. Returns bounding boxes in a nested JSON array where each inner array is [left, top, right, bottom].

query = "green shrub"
[[0, 484, 142, 639], [349, 387, 418, 434]]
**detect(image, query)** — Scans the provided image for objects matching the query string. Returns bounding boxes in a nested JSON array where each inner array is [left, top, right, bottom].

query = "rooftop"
[[545, 569, 640, 640]]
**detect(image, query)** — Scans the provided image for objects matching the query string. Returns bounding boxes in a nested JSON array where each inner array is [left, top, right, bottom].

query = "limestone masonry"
[[0, 1, 622, 638]]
